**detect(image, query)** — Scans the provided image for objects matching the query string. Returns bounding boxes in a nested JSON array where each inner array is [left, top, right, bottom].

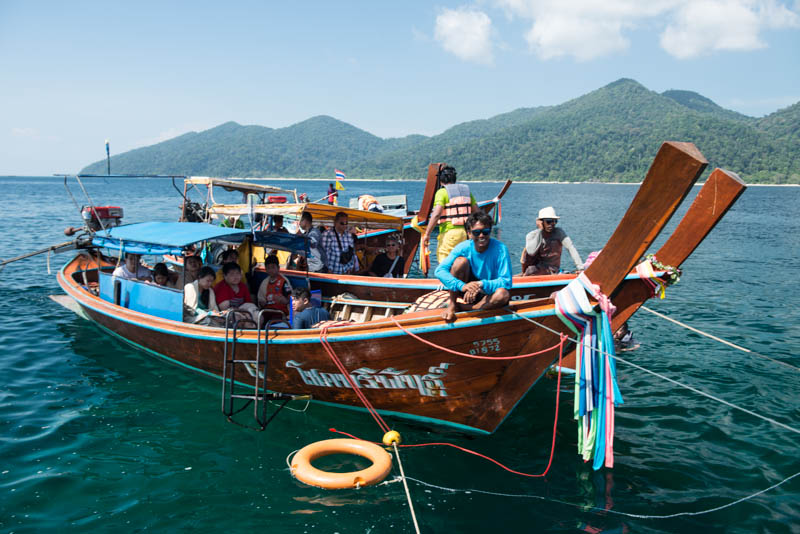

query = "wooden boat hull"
[[58, 255, 564, 434]]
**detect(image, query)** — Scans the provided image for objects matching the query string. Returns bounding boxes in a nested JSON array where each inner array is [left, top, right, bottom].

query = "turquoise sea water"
[[0, 176, 798, 533]]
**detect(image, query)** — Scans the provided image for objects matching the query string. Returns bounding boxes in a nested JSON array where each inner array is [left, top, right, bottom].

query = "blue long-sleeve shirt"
[[434, 238, 512, 295]]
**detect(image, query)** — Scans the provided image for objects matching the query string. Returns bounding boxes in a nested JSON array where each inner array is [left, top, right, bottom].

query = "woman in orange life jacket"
[[422, 166, 479, 265]]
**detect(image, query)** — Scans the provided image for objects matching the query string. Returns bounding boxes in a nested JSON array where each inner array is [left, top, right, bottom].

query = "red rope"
[[319, 323, 391, 434], [389, 315, 563, 360], [330, 334, 568, 478]]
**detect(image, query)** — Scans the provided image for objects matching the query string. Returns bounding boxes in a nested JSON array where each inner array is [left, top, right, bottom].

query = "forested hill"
[[81, 79, 799, 183]]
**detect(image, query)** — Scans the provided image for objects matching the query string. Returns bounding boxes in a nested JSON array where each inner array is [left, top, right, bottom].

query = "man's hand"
[[462, 281, 483, 304], [422, 234, 430, 247]]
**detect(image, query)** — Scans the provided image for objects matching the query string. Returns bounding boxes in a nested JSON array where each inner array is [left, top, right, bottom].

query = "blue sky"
[[1, 0, 798, 175]]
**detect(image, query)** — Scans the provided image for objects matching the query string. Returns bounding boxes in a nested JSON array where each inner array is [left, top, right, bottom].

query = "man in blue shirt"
[[434, 211, 512, 322], [291, 287, 330, 329]]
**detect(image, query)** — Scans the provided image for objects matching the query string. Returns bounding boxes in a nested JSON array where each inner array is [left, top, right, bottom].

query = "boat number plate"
[[469, 337, 501, 355]]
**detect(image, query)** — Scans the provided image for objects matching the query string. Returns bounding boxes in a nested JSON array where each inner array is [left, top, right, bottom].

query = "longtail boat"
[[51, 141, 720, 440]]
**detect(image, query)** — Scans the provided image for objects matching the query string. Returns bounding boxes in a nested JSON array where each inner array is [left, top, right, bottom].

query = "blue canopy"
[[93, 222, 309, 256], [92, 222, 251, 255]]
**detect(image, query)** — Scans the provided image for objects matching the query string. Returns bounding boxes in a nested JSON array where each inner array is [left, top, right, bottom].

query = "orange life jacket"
[[358, 195, 379, 211], [441, 184, 471, 226]]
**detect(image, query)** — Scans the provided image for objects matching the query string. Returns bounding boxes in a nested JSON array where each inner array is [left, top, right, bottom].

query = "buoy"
[[291, 439, 392, 489], [382, 430, 401, 446]]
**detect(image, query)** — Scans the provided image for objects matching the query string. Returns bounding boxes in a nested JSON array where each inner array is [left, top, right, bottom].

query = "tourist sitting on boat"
[[521, 206, 584, 275], [422, 166, 479, 264], [183, 255, 203, 285], [214, 248, 246, 284], [257, 255, 292, 319], [367, 234, 404, 278], [293, 211, 327, 272], [112, 253, 153, 281], [434, 211, 512, 323], [291, 287, 330, 329], [268, 215, 289, 233], [357, 194, 384, 213], [214, 262, 258, 325], [321, 212, 359, 274], [183, 266, 221, 325], [152, 262, 178, 288]]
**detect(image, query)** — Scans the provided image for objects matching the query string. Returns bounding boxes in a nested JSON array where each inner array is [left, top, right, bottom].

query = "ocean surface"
[[0, 175, 798, 533]]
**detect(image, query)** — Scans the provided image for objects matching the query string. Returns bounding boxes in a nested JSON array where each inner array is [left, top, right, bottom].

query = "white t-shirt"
[[112, 263, 153, 280]]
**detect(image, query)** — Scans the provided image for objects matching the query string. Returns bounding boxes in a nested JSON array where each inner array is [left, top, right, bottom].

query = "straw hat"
[[537, 206, 560, 220]]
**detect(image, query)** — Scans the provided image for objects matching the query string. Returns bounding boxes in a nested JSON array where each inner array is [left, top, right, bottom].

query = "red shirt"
[[213, 280, 252, 308]]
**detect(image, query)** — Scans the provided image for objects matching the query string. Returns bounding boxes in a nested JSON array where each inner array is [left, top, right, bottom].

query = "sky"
[[1, 0, 798, 175]]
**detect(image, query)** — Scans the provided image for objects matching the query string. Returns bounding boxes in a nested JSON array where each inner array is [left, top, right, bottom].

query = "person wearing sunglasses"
[[434, 211, 512, 323], [521, 206, 584, 276], [321, 212, 359, 274], [422, 165, 480, 265], [368, 234, 404, 278]]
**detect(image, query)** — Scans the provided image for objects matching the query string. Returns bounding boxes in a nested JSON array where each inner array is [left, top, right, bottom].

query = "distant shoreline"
[[0, 175, 797, 186]]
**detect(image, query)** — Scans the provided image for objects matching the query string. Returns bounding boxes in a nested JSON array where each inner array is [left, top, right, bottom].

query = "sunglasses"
[[387, 242, 399, 246], [471, 228, 491, 237], [541, 219, 557, 224]]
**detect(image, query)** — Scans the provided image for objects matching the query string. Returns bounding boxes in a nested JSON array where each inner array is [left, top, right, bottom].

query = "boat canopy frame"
[[92, 222, 310, 256]]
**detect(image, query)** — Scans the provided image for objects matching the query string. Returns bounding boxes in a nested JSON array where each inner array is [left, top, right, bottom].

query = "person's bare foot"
[[441, 304, 457, 323]]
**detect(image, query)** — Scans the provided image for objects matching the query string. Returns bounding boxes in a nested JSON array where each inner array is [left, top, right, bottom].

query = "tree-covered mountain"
[[81, 79, 799, 183]]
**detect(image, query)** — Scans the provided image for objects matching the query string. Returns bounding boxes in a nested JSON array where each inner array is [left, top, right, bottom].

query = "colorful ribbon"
[[555, 273, 623, 470]]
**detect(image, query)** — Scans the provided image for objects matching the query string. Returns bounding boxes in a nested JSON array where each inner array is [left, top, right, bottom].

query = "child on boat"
[[152, 262, 178, 288], [257, 255, 292, 321], [183, 266, 221, 325], [214, 262, 258, 325]]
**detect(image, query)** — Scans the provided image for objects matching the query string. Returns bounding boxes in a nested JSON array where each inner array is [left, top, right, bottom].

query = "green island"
[[81, 78, 799, 184]]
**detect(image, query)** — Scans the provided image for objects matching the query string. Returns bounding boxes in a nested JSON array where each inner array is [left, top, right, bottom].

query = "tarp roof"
[[209, 202, 403, 229], [185, 177, 298, 200], [92, 222, 310, 256]]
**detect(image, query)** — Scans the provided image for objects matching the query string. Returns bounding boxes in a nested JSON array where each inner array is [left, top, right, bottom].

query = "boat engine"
[[81, 206, 124, 231]]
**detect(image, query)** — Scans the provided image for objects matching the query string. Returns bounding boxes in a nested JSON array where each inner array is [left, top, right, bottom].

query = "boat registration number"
[[469, 337, 501, 355]]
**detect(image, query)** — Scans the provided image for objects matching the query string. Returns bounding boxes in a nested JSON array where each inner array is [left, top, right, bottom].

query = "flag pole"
[[105, 140, 110, 175]]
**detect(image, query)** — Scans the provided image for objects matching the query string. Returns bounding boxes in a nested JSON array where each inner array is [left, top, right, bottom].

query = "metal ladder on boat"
[[221, 310, 310, 430]]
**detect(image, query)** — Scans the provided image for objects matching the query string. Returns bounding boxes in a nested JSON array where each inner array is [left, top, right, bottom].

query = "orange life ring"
[[291, 438, 392, 489]]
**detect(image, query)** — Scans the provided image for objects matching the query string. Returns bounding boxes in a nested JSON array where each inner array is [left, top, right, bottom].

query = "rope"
[[389, 315, 565, 360], [641, 306, 800, 373], [393, 443, 421, 534], [506, 308, 800, 436], [319, 323, 391, 434], [394, 470, 800, 520], [328, 333, 568, 479]]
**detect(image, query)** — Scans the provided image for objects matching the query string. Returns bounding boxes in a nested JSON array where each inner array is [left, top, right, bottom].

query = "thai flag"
[[335, 169, 346, 180]]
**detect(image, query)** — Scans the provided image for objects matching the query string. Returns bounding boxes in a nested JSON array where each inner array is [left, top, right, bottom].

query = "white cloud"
[[11, 127, 39, 138], [492, 0, 799, 60], [435, 8, 494, 65], [661, 0, 800, 58]]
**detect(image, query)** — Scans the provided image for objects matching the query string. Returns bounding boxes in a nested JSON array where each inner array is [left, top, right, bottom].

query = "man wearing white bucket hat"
[[521, 206, 583, 275]]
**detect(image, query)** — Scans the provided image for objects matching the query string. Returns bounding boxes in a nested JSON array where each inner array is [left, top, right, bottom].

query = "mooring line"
[[506, 309, 800, 436], [394, 470, 800, 520], [393, 442, 421, 534], [640, 305, 800, 373]]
